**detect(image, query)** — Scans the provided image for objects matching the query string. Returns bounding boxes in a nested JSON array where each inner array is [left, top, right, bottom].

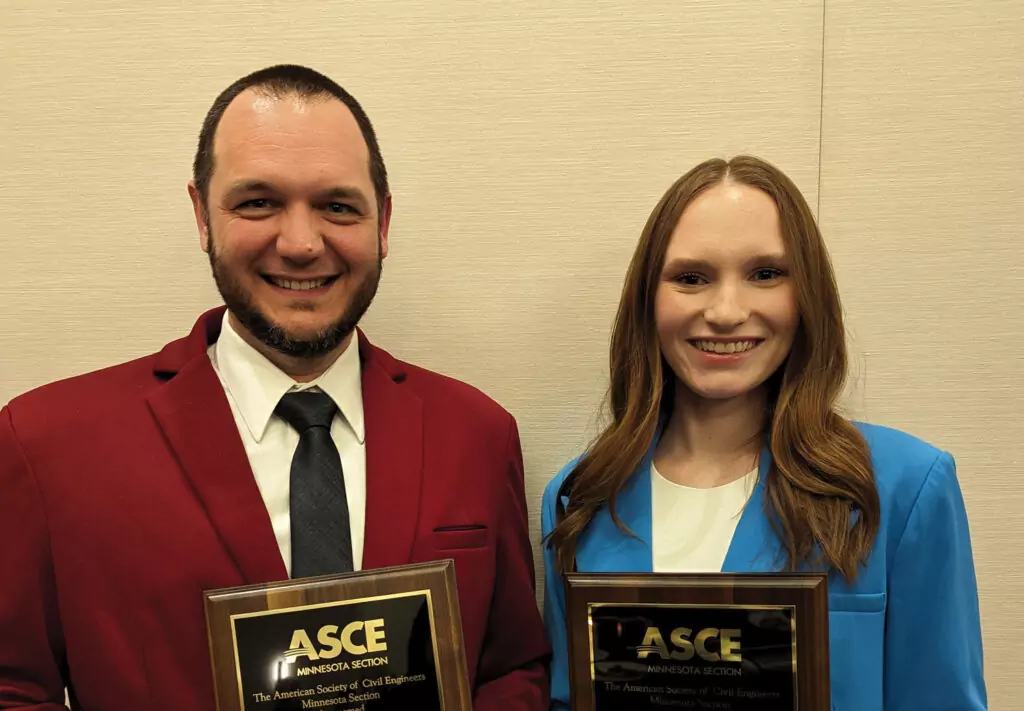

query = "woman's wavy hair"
[[546, 155, 879, 582]]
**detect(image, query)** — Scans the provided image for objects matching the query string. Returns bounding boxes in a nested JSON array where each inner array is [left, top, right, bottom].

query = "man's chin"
[[225, 305, 353, 360], [271, 317, 342, 339], [275, 322, 354, 354], [287, 326, 355, 349], [261, 306, 348, 336]]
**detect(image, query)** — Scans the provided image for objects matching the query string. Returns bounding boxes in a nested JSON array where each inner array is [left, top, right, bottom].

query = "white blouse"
[[650, 462, 758, 573]]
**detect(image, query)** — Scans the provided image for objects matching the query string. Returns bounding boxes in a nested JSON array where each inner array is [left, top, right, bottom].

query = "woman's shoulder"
[[852, 420, 961, 514], [855, 420, 947, 464], [542, 454, 583, 512]]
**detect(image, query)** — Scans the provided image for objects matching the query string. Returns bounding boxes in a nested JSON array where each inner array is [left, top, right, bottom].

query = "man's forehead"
[[212, 88, 368, 165], [221, 87, 330, 120]]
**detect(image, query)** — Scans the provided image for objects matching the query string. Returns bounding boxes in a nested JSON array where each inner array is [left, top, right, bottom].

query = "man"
[[0, 64, 550, 710]]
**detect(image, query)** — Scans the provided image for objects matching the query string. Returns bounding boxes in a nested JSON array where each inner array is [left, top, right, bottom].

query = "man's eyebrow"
[[315, 186, 371, 204], [223, 180, 277, 196], [222, 181, 370, 204]]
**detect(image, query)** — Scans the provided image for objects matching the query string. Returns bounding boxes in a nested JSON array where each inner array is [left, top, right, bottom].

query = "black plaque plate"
[[231, 591, 440, 710], [588, 602, 795, 709]]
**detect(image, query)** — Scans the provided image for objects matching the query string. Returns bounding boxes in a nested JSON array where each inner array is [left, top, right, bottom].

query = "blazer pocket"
[[829, 591, 886, 613], [429, 525, 489, 551]]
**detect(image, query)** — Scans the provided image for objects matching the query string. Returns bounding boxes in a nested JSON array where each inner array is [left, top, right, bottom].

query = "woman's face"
[[654, 181, 800, 402]]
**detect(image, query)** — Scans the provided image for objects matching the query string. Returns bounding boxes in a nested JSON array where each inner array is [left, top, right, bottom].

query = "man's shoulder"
[[399, 358, 512, 425], [5, 309, 215, 424], [4, 347, 171, 439], [12, 350, 158, 400], [365, 340, 512, 429]]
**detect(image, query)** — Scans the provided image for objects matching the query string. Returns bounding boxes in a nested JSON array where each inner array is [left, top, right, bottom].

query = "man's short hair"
[[192, 64, 389, 215]]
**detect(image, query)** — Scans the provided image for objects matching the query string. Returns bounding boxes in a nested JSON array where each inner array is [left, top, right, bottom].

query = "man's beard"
[[207, 237, 382, 359]]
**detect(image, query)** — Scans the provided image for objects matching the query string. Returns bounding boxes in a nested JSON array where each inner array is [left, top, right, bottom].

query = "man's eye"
[[237, 199, 272, 210], [326, 203, 355, 214]]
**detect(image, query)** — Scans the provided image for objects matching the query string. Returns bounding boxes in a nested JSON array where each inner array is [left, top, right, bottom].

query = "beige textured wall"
[[819, 0, 1023, 706], [0, 0, 1018, 707]]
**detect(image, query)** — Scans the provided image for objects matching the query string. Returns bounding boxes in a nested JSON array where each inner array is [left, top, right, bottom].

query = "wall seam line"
[[817, 0, 828, 216]]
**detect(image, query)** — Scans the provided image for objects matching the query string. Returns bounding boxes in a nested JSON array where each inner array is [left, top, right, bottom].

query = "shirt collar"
[[212, 310, 365, 444]]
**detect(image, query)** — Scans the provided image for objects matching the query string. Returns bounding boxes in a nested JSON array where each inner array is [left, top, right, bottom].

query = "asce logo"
[[284, 619, 388, 663], [636, 626, 742, 662]]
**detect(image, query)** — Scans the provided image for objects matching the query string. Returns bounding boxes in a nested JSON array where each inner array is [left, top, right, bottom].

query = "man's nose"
[[276, 207, 325, 263]]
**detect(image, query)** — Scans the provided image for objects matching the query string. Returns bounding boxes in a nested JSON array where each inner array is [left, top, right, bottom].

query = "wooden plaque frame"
[[565, 572, 830, 711], [203, 559, 472, 711]]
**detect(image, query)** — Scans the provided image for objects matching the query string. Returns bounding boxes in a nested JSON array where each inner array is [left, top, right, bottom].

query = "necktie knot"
[[275, 390, 338, 432]]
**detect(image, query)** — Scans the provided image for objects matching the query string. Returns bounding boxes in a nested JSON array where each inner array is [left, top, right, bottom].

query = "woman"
[[541, 156, 986, 710]]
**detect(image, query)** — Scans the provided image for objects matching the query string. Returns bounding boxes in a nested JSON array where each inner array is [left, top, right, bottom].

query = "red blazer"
[[0, 308, 550, 710]]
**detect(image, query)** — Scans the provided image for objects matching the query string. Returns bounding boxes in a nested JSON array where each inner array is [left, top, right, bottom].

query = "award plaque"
[[204, 560, 472, 711], [565, 572, 830, 711]]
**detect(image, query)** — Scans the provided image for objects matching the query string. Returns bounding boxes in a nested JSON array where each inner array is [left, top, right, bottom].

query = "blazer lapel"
[[358, 339, 423, 570], [722, 446, 786, 573], [574, 433, 787, 575], [575, 439, 658, 574], [147, 309, 287, 584]]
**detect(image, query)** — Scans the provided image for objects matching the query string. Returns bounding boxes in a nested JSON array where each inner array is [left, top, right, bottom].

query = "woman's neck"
[[654, 381, 767, 488]]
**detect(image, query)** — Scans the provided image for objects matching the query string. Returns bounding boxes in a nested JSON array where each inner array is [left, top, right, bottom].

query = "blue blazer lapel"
[[722, 445, 786, 573], [574, 438, 656, 574], [572, 438, 787, 576]]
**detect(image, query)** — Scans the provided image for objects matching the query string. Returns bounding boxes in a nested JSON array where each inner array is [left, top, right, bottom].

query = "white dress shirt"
[[207, 311, 366, 575], [650, 463, 757, 573]]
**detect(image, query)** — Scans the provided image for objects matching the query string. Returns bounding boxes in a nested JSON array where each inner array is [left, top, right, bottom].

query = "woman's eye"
[[676, 273, 707, 286], [753, 267, 783, 281]]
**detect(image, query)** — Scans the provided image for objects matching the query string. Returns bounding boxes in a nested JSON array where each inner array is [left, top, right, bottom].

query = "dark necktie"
[[275, 390, 354, 578]]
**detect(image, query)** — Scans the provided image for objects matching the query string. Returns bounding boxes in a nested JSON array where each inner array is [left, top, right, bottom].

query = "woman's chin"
[[678, 376, 768, 403]]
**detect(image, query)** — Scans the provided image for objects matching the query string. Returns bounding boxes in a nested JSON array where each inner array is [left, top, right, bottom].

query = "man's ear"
[[187, 180, 211, 253], [378, 193, 393, 259]]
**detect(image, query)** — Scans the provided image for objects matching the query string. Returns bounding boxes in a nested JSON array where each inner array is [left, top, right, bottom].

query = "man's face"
[[189, 89, 391, 359]]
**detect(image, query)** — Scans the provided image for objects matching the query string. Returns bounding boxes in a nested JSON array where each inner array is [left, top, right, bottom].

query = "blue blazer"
[[541, 422, 987, 710]]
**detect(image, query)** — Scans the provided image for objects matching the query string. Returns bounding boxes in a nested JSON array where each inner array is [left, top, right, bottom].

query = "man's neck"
[[654, 382, 767, 488], [227, 313, 350, 383]]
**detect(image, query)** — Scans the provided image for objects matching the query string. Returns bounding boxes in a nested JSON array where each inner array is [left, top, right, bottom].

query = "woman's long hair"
[[546, 155, 879, 582]]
